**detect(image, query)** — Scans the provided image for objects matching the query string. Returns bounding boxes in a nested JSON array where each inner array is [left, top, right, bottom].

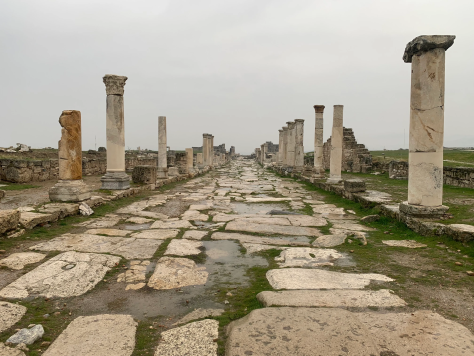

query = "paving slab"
[[275, 248, 343, 268], [75, 217, 121, 228], [241, 243, 288, 254], [212, 232, 310, 247], [0, 251, 120, 299], [148, 257, 208, 290], [132, 211, 168, 219], [85, 228, 130, 236], [0, 253, 46, 270], [257, 289, 406, 308], [173, 309, 224, 326], [286, 215, 327, 227], [154, 319, 218, 356], [330, 222, 375, 231], [19, 212, 55, 229], [131, 229, 179, 239], [150, 220, 192, 229], [266, 268, 393, 290], [312, 204, 345, 214], [183, 230, 208, 240], [165, 239, 203, 256], [245, 197, 292, 202], [382, 240, 428, 248], [43, 314, 137, 356], [0, 343, 26, 356], [225, 221, 321, 237], [226, 308, 474, 356], [233, 217, 291, 226], [312, 234, 347, 247], [31, 233, 162, 259], [125, 217, 154, 224], [0, 302, 27, 333], [117, 260, 149, 286], [0, 210, 20, 235]]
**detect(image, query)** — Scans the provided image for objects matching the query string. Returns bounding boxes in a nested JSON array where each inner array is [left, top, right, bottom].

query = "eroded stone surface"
[[226, 308, 474, 356], [275, 248, 343, 268], [0, 253, 46, 270], [173, 309, 224, 326], [226, 221, 321, 237], [241, 243, 288, 254], [155, 319, 218, 356], [0, 343, 26, 356], [0, 302, 27, 333], [212, 232, 310, 247], [257, 289, 406, 308], [165, 239, 203, 256], [266, 269, 393, 290], [312, 234, 347, 247], [150, 220, 192, 229], [382, 240, 427, 248], [43, 314, 136, 356], [85, 229, 130, 237], [0, 251, 120, 299], [183, 230, 208, 240], [148, 257, 208, 290], [131, 229, 179, 240]]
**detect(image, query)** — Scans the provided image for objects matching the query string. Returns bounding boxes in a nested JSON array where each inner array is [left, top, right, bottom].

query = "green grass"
[[0, 183, 40, 190], [371, 149, 474, 168]]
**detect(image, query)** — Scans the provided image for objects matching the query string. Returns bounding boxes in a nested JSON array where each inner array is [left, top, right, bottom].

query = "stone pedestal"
[[344, 179, 366, 193], [286, 122, 296, 170], [101, 74, 130, 190], [281, 127, 288, 168], [50, 110, 90, 202], [327, 105, 343, 184], [186, 148, 195, 174], [157, 116, 168, 179], [400, 35, 455, 216], [132, 165, 157, 184], [294, 119, 305, 172], [168, 167, 180, 177], [313, 105, 325, 178]]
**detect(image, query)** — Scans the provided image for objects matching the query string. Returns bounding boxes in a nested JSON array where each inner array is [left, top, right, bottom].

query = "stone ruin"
[[322, 128, 372, 173]]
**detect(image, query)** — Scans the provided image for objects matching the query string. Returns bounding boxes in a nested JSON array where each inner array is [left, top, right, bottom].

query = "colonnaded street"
[[1, 158, 474, 355]]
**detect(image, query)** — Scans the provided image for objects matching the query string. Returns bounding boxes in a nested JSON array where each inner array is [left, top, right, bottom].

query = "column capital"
[[103, 74, 128, 95], [403, 35, 455, 63], [282, 127, 288, 131], [313, 105, 325, 113], [278, 129, 283, 132], [295, 119, 305, 123]]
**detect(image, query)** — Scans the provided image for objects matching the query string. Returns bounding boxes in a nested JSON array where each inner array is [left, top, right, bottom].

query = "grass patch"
[[0, 183, 40, 190]]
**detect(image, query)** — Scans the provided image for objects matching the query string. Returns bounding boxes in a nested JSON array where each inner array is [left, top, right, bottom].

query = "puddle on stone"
[[66, 240, 267, 322], [122, 224, 151, 231], [231, 203, 288, 215]]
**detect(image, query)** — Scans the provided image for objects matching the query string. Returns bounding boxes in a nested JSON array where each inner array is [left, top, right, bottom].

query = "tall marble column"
[[197, 153, 204, 169], [157, 116, 168, 179], [400, 35, 455, 217], [286, 122, 296, 170], [260, 143, 265, 164], [327, 105, 343, 184], [49, 110, 91, 201], [282, 127, 288, 167], [277, 129, 283, 166], [185, 148, 194, 174], [255, 148, 261, 162], [313, 105, 325, 178], [294, 119, 305, 172], [210, 135, 215, 167], [101, 74, 130, 189], [202, 134, 209, 167]]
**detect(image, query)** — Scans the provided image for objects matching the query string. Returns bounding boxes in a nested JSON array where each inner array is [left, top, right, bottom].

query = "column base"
[[49, 180, 91, 202], [326, 177, 343, 184], [168, 167, 180, 177], [100, 171, 130, 190], [399, 201, 449, 218], [157, 167, 168, 179]]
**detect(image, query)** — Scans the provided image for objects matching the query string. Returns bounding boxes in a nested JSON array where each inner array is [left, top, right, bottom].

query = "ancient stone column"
[[197, 153, 204, 169], [327, 105, 343, 184], [294, 119, 305, 172], [209, 135, 214, 167], [260, 144, 265, 164], [313, 105, 325, 178], [157, 116, 168, 179], [277, 129, 283, 166], [255, 148, 261, 162], [286, 122, 296, 170], [100, 74, 130, 189], [186, 148, 194, 174], [282, 127, 288, 167], [399, 35, 455, 217], [49, 110, 91, 202]]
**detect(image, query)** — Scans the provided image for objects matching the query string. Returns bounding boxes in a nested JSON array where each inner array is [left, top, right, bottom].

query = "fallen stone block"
[[0, 210, 20, 235], [6, 325, 44, 345], [37, 203, 79, 220], [344, 179, 366, 193], [0, 302, 27, 333], [132, 165, 157, 184], [173, 309, 224, 326], [275, 248, 343, 268], [19, 212, 56, 230]]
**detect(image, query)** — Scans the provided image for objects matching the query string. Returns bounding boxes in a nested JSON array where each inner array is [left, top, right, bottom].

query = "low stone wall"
[[389, 161, 408, 179], [0, 157, 157, 183], [443, 166, 474, 188]]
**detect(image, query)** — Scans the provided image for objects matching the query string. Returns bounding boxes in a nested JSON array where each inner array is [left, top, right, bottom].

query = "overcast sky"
[[1, 0, 472, 155]]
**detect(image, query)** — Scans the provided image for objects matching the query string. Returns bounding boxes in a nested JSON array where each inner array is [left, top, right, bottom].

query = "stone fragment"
[[403, 34, 456, 63], [0, 210, 20, 234], [0, 251, 120, 299], [226, 308, 473, 356], [173, 309, 224, 326], [131, 229, 179, 239], [79, 202, 93, 216], [165, 239, 203, 256], [212, 232, 310, 247], [85, 229, 129, 237], [312, 234, 348, 247], [245, 197, 292, 202], [19, 212, 55, 230], [148, 257, 208, 290], [286, 215, 327, 227], [125, 217, 153, 224], [330, 222, 374, 231], [181, 210, 208, 221], [150, 220, 192, 229], [275, 248, 343, 268], [154, 319, 218, 356], [183, 230, 208, 240], [241, 243, 288, 254], [226, 221, 321, 237], [37, 203, 79, 219], [0, 342, 26, 356], [257, 289, 406, 308], [0, 302, 27, 333], [382, 240, 427, 248], [117, 261, 148, 284], [0, 253, 46, 270], [344, 179, 366, 192], [125, 283, 145, 290], [6, 325, 44, 345], [360, 214, 380, 223], [312, 204, 345, 214], [42, 314, 136, 356], [266, 269, 393, 290], [76, 216, 120, 228]]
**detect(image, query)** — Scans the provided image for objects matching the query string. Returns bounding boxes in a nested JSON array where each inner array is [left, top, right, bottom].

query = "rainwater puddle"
[[231, 202, 288, 215], [67, 241, 267, 322]]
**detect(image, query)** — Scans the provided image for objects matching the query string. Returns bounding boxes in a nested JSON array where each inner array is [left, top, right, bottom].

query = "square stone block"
[[132, 165, 157, 184], [344, 179, 366, 192]]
